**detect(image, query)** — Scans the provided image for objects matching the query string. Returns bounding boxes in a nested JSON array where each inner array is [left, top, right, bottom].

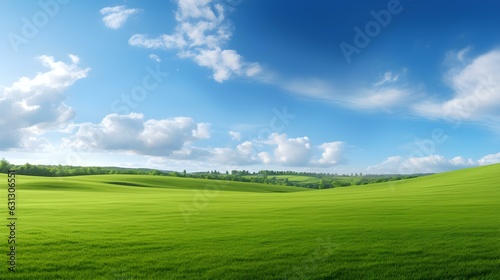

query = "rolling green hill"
[[18, 174, 311, 193], [2, 164, 499, 279]]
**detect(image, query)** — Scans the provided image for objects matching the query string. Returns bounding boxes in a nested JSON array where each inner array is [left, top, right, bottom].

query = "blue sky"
[[1, 0, 500, 174]]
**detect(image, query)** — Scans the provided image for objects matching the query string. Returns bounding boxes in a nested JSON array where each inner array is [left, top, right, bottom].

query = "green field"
[[273, 175, 320, 183], [2, 164, 500, 279]]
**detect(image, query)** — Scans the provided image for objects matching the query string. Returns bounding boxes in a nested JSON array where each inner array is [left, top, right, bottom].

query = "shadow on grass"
[[105, 181, 150, 188]]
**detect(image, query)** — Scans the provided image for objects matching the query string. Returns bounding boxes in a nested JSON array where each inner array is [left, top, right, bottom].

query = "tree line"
[[0, 159, 171, 177], [0, 158, 429, 189], [187, 171, 427, 189]]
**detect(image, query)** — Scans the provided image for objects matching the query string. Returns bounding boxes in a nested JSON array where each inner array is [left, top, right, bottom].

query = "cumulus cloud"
[[210, 141, 262, 165], [64, 113, 210, 157], [157, 132, 346, 168], [128, 0, 261, 82], [317, 141, 346, 166], [0, 54, 90, 150], [203, 133, 347, 167], [478, 152, 500, 165], [62, 117, 347, 168], [100, 5, 140, 29], [368, 155, 476, 174], [270, 133, 312, 166]]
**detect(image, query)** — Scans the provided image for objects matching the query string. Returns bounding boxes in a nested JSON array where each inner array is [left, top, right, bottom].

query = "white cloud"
[[174, 132, 347, 168], [201, 133, 313, 166], [317, 141, 346, 166], [149, 54, 161, 62], [368, 154, 476, 174], [128, 0, 261, 82], [258, 151, 272, 165], [100, 5, 140, 29], [191, 48, 243, 82], [280, 49, 500, 129], [129, 33, 187, 49], [229, 133, 348, 167], [64, 113, 210, 157], [413, 49, 500, 123], [228, 131, 241, 140], [210, 141, 261, 165], [0, 54, 90, 150], [270, 133, 312, 166], [62, 118, 348, 168], [478, 152, 500, 165]]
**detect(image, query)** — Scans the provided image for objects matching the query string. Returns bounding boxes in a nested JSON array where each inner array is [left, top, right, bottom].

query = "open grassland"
[[273, 175, 321, 183], [2, 164, 499, 279]]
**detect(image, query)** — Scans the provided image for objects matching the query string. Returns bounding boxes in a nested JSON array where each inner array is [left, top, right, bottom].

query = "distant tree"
[[150, 170, 161, 176], [0, 159, 11, 173], [183, 169, 187, 177]]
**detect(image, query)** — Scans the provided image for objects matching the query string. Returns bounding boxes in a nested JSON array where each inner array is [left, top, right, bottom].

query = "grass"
[[273, 175, 321, 183], [2, 164, 499, 279]]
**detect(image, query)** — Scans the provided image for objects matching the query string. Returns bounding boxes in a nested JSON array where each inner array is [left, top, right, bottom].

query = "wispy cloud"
[[281, 48, 500, 133], [228, 131, 241, 141], [281, 69, 413, 112], [282, 78, 335, 100], [149, 54, 161, 63], [373, 71, 399, 87], [100, 5, 140, 29], [413, 49, 500, 124]]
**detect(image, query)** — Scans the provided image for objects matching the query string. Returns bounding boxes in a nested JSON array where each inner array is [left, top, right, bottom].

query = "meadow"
[[2, 164, 499, 279]]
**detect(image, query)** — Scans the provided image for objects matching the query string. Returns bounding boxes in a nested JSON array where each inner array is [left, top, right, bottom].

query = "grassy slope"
[[18, 175, 311, 193], [3, 164, 500, 279]]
